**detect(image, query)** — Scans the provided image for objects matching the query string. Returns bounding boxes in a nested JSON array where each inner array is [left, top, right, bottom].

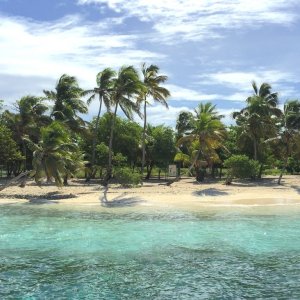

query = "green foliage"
[[113, 152, 127, 166], [114, 167, 142, 186], [177, 103, 226, 176], [233, 82, 280, 161], [174, 152, 190, 166], [176, 111, 193, 139], [144, 125, 176, 178], [26, 122, 83, 186], [93, 113, 142, 165], [0, 125, 23, 165], [44, 74, 87, 133], [224, 155, 259, 180], [0, 100, 3, 113]]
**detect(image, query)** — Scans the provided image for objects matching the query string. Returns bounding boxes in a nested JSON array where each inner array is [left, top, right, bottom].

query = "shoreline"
[[0, 176, 300, 213]]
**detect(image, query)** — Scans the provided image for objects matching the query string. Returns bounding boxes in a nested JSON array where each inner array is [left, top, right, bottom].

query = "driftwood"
[[0, 171, 31, 191]]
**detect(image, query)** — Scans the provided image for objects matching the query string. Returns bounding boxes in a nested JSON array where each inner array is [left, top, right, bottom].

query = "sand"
[[0, 175, 300, 213]]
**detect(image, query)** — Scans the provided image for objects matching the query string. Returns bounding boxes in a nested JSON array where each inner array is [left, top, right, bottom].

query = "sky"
[[1, 0, 300, 126]]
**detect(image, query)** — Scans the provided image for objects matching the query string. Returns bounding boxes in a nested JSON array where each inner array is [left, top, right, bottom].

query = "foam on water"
[[1, 205, 300, 299]]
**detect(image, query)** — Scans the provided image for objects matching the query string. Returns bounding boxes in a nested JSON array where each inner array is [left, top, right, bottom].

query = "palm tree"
[[24, 122, 80, 186], [177, 103, 226, 176], [233, 81, 280, 161], [44, 74, 88, 132], [106, 66, 144, 182], [266, 100, 300, 184], [139, 63, 170, 177], [2, 96, 49, 171], [83, 68, 116, 166]]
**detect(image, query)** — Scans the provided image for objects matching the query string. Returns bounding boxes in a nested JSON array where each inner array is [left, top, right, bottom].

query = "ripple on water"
[[1, 205, 300, 299]]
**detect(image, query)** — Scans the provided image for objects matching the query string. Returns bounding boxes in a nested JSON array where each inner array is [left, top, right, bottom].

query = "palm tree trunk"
[[278, 144, 289, 185], [141, 99, 147, 177], [258, 163, 264, 179], [253, 139, 257, 161], [63, 175, 68, 186], [0, 171, 31, 191], [278, 158, 288, 185], [22, 139, 27, 171], [106, 103, 118, 181], [91, 94, 102, 166], [188, 148, 202, 176], [145, 161, 153, 179]]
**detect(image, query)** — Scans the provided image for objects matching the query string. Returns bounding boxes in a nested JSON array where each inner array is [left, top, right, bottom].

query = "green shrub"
[[224, 155, 259, 181], [114, 167, 142, 187]]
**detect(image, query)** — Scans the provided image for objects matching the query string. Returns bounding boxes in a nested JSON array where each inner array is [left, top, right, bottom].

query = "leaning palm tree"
[[106, 66, 145, 181], [83, 68, 116, 166], [24, 122, 79, 186], [177, 103, 226, 176], [139, 63, 170, 176], [44, 74, 88, 133]]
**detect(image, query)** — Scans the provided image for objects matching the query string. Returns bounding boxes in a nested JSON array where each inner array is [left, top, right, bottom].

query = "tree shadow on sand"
[[99, 186, 144, 207], [25, 191, 77, 205], [291, 185, 300, 194], [193, 188, 229, 196]]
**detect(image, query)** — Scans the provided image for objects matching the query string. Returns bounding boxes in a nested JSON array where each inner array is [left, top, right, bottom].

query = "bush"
[[224, 155, 259, 182], [114, 167, 142, 187]]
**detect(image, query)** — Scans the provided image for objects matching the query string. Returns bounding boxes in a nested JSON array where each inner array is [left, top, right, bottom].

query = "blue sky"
[[1, 0, 300, 126]]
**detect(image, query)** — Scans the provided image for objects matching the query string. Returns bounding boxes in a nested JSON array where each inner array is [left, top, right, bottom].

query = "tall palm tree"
[[139, 63, 170, 176], [83, 68, 116, 166], [177, 103, 226, 175], [233, 81, 280, 161], [44, 74, 88, 132], [106, 66, 144, 181]]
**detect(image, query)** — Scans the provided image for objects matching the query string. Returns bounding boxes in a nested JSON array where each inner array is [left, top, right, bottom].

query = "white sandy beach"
[[0, 176, 300, 212]]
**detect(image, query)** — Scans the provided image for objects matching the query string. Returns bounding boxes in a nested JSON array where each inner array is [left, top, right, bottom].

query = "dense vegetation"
[[0, 66, 300, 186]]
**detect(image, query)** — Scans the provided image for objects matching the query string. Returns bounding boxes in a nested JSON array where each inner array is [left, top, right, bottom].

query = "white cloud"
[[142, 104, 192, 127], [78, 0, 300, 41], [166, 84, 250, 102], [166, 84, 220, 102], [0, 14, 165, 109], [198, 70, 298, 94], [138, 103, 236, 127]]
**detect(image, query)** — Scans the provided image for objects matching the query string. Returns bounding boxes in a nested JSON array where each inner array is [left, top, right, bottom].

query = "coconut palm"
[[2, 96, 49, 171], [139, 63, 170, 176], [83, 68, 116, 166], [24, 122, 80, 186], [106, 66, 144, 181], [233, 81, 280, 161], [177, 103, 226, 176], [44, 74, 88, 132]]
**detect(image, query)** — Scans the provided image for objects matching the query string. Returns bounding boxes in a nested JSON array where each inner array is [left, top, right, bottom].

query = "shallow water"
[[1, 205, 300, 299]]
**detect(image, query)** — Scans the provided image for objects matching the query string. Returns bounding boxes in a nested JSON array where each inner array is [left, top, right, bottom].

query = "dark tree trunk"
[[91, 94, 102, 171], [278, 142, 290, 185], [219, 167, 223, 179], [106, 104, 118, 183], [145, 162, 153, 179], [141, 99, 147, 176], [258, 163, 264, 179], [253, 139, 257, 161], [63, 175, 68, 186]]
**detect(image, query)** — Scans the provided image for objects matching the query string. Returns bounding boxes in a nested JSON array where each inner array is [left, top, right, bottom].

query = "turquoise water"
[[1, 205, 300, 299]]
